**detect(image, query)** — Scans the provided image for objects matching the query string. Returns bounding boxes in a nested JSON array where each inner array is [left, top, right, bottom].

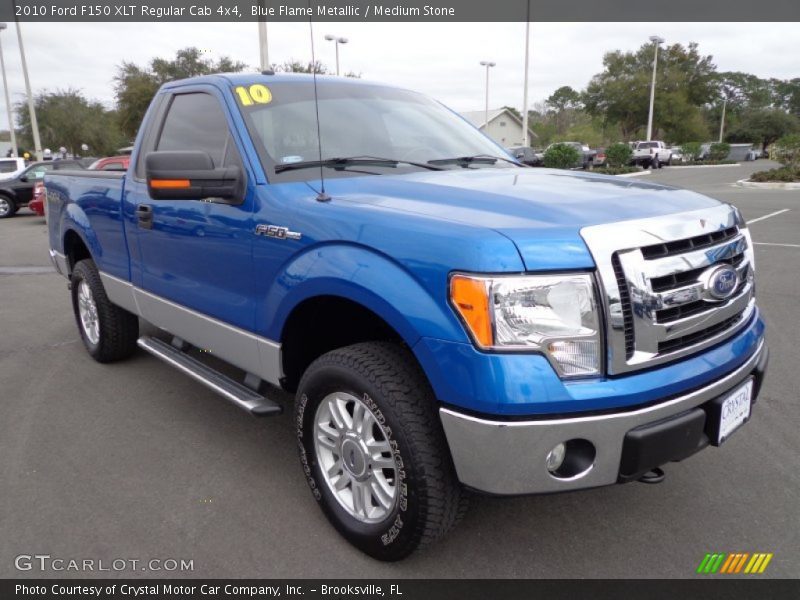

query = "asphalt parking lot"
[[1, 161, 798, 579]]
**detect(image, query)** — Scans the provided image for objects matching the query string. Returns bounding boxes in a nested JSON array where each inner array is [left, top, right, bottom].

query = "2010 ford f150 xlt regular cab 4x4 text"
[[46, 73, 768, 561]]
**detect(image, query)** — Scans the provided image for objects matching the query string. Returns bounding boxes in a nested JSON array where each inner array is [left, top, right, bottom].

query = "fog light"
[[546, 443, 566, 473]]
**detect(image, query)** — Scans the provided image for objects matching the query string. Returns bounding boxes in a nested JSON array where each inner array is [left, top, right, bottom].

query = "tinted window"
[[157, 93, 232, 167], [0, 163, 17, 173], [101, 162, 126, 171]]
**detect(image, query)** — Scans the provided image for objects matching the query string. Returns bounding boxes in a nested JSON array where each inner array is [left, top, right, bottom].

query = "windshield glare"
[[236, 80, 509, 180]]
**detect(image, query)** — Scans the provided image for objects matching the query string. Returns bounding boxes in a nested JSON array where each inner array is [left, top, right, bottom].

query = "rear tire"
[[0, 194, 16, 219], [70, 259, 139, 362], [295, 341, 467, 561]]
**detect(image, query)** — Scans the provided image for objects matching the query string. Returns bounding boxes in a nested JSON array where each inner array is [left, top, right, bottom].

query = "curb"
[[665, 163, 742, 169], [736, 179, 800, 190], [616, 170, 651, 178]]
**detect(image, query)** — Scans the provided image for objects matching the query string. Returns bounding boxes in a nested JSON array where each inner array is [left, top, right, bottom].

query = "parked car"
[[46, 73, 767, 561], [28, 181, 46, 217], [0, 157, 27, 181], [0, 159, 86, 219], [544, 141, 597, 169], [88, 155, 131, 171], [669, 146, 684, 163], [593, 147, 607, 167], [506, 146, 540, 166], [630, 141, 673, 168]]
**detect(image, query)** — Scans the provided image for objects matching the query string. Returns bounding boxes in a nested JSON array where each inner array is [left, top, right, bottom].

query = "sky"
[[0, 21, 797, 130]]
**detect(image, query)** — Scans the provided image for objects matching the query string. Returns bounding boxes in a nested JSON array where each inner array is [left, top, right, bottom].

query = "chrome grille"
[[581, 205, 757, 375]]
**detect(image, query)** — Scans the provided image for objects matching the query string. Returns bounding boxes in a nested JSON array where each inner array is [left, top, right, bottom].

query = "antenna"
[[308, 4, 331, 202]]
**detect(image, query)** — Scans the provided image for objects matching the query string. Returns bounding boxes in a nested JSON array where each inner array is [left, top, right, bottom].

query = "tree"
[[583, 42, 717, 141], [272, 59, 328, 74], [726, 108, 800, 151], [16, 89, 125, 157], [546, 86, 582, 135], [114, 47, 247, 139]]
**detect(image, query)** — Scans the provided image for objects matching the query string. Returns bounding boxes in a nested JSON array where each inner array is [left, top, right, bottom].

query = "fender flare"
[[261, 243, 467, 347]]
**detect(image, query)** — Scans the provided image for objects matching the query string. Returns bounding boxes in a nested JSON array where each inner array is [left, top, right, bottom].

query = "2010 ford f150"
[[46, 73, 768, 561]]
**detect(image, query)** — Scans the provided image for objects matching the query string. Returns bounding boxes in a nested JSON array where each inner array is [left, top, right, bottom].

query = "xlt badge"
[[255, 224, 302, 240]]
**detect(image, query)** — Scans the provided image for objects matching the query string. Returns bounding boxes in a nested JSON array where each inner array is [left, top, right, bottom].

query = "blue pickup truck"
[[46, 73, 767, 560]]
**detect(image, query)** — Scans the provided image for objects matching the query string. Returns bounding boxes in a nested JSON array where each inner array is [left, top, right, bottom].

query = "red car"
[[88, 155, 130, 171], [28, 181, 45, 216]]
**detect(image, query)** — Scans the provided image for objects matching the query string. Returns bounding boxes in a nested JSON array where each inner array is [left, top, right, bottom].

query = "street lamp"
[[14, 21, 42, 160], [646, 35, 664, 142], [0, 23, 18, 157], [521, 0, 532, 147], [324, 35, 348, 76], [479, 61, 496, 133], [719, 93, 729, 143]]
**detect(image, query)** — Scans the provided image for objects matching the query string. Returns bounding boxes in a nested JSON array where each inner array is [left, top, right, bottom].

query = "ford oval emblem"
[[702, 265, 739, 301]]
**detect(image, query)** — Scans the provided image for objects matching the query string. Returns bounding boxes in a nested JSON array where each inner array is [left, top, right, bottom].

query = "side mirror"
[[145, 151, 243, 203], [19, 176, 28, 183]]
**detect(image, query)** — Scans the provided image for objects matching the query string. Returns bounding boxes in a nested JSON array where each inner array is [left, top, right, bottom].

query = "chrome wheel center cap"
[[340, 436, 368, 479]]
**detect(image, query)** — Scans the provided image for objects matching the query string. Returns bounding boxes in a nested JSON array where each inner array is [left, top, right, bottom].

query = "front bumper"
[[440, 340, 768, 495]]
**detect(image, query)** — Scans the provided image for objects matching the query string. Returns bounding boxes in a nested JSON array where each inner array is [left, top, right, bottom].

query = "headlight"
[[450, 273, 602, 377]]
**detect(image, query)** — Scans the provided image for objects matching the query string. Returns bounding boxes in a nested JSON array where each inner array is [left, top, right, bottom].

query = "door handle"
[[136, 204, 154, 229]]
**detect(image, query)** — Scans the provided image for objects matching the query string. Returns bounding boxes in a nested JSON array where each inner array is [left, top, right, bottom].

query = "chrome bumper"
[[440, 340, 767, 495]]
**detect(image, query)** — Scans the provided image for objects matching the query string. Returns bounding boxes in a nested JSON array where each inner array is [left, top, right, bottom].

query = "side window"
[[157, 93, 234, 168]]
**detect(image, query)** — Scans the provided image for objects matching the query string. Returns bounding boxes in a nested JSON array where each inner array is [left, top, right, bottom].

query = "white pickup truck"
[[630, 141, 673, 169]]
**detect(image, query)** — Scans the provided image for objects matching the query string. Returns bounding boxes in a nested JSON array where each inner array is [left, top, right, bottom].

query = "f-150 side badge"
[[255, 224, 302, 240]]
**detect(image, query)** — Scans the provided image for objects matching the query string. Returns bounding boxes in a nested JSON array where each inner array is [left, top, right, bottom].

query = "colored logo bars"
[[697, 552, 773, 574]]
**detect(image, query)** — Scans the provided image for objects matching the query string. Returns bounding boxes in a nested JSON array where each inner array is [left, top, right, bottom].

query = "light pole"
[[324, 35, 348, 76], [0, 23, 18, 157], [719, 94, 728, 143], [14, 20, 42, 160], [479, 61, 496, 134], [256, 0, 269, 71], [646, 35, 664, 142], [521, 1, 531, 147]]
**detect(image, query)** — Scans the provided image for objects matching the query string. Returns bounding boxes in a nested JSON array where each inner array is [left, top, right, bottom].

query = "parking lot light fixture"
[[646, 35, 664, 142], [14, 21, 42, 161], [0, 23, 18, 158], [324, 35, 348, 76], [479, 61, 496, 133]]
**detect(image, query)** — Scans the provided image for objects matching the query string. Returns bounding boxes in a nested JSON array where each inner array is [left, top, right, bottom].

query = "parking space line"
[[754, 242, 800, 248], [748, 209, 790, 224]]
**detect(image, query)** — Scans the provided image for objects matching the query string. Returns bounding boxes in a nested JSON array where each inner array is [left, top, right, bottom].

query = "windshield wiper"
[[274, 156, 444, 173], [427, 154, 524, 167]]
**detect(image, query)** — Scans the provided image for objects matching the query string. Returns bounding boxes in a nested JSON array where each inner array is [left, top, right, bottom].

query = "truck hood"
[[327, 167, 721, 270]]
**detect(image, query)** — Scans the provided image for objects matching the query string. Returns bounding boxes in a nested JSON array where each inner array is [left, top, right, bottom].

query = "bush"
[[605, 142, 632, 168], [681, 141, 703, 162], [772, 134, 800, 170], [594, 166, 638, 175], [749, 166, 800, 182], [708, 142, 731, 161], [543, 143, 581, 169]]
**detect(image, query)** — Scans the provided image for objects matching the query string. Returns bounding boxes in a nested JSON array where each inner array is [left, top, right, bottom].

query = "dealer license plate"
[[718, 379, 753, 444]]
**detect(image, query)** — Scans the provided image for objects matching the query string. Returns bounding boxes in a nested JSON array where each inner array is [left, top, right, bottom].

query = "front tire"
[[70, 259, 139, 362], [295, 342, 467, 561]]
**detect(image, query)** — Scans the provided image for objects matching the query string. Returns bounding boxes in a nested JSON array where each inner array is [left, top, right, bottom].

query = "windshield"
[[234, 80, 510, 181]]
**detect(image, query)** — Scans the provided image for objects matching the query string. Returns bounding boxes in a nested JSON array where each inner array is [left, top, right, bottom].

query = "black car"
[[0, 159, 89, 219], [506, 146, 541, 166]]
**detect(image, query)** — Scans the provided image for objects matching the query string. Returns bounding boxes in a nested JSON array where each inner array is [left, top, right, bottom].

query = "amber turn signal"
[[450, 275, 493, 347], [150, 179, 191, 189]]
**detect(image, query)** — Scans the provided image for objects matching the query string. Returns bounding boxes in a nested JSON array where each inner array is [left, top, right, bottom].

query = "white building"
[[460, 108, 536, 148]]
